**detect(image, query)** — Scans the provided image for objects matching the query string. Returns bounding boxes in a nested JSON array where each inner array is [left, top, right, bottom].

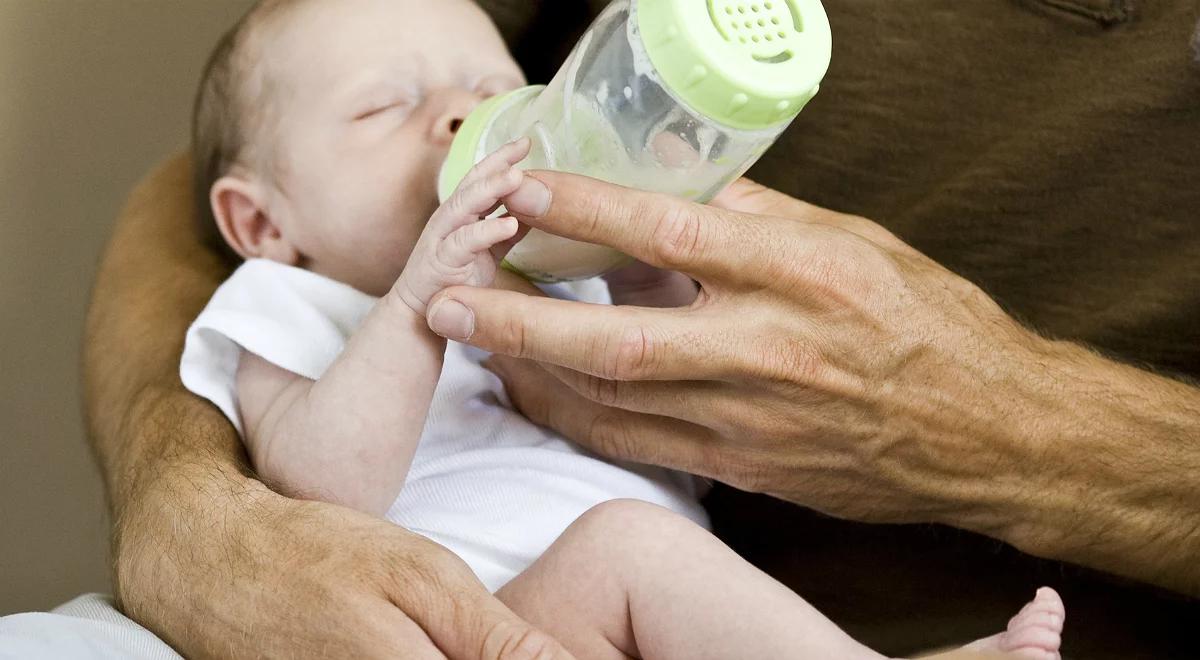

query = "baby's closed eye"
[[349, 80, 421, 122], [353, 90, 420, 122]]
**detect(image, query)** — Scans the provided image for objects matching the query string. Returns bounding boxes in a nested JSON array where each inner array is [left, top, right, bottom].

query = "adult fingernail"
[[507, 175, 551, 217], [428, 298, 474, 341]]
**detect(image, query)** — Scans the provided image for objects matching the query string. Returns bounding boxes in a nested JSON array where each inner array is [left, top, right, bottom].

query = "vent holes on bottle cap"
[[708, 0, 806, 54]]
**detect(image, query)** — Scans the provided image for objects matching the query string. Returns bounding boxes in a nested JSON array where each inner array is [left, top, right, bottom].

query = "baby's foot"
[[963, 587, 1065, 659]]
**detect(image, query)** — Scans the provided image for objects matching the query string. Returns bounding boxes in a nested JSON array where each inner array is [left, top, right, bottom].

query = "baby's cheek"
[[364, 227, 418, 287]]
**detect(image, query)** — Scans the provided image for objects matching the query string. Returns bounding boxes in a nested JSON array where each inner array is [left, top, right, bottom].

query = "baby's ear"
[[210, 175, 301, 265]]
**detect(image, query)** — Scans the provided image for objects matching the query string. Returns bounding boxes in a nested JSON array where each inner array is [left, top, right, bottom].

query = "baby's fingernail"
[[428, 298, 475, 341], [507, 175, 551, 217]]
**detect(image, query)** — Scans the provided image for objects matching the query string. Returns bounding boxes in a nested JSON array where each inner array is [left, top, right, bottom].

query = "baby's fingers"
[[459, 137, 531, 188], [438, 216, 520, 268], [442, 166, 523, 230]]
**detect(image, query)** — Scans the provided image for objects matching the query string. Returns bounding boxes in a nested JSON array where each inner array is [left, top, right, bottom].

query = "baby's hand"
[[396, 138, 530, 314]]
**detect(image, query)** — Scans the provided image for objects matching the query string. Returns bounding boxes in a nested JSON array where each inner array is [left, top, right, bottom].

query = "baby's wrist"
[[388, 273, 431, 317], [385, 275, 450, 346]]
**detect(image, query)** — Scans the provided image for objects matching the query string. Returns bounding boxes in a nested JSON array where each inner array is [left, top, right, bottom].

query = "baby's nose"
[[429, 89, 482, 146]]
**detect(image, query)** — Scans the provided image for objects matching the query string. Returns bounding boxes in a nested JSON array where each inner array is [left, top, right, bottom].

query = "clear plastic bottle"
[[439, 0, 832, 282]]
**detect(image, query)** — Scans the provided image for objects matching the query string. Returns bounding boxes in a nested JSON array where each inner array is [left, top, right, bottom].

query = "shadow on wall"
[[0, 0, 254, 615]]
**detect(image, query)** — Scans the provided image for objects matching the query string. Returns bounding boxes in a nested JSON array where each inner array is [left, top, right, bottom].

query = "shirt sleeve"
[[178, 259, 376, 435]]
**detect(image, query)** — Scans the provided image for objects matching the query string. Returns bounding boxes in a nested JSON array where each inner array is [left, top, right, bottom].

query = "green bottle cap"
[[636, 0, 831, 130]]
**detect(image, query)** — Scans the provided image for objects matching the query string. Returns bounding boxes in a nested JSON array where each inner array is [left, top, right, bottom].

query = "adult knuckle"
[[497, 303, 532, 358], [587, 411, 639, 460], [602, 325, 657, 380], [483, 620, 561, 660], [581, 373, 621, 406], [582, 190, 622, 237], [649, 202, 704, 270]]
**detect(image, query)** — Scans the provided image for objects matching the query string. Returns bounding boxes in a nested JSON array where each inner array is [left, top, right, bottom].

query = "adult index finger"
[[427, 287, 735, 381], [503, 171, 773, 288]]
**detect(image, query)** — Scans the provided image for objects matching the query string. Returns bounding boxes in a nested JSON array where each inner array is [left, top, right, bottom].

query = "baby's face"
[[260, 0, 524, 295]]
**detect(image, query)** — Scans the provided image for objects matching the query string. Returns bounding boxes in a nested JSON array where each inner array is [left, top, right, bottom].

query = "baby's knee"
[[567, 499, 706, 556]]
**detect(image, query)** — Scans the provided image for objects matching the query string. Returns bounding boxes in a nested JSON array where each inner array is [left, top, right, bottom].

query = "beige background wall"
[[0, 0, 254, 615]]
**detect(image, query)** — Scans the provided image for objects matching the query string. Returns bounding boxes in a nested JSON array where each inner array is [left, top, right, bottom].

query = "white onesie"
[[180, 259, 709, 592]]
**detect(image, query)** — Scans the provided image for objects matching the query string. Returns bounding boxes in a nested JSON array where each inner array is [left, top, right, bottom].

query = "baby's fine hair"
[[191, 0, 306, 264]]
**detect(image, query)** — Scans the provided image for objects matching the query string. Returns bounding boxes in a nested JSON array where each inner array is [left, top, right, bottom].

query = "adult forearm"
[[82, 154, 243, 518], [969, 338, 1200, 595]]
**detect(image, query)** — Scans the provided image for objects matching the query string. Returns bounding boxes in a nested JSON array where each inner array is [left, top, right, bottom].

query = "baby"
[[181, 0, 1066, 658]]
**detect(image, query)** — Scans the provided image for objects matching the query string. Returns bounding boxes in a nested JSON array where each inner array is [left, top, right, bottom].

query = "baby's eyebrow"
[[338, 55, 425, 100], [339, 71, 417, 107]]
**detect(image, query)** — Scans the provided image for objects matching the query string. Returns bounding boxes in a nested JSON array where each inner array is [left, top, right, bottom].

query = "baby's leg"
[[497, 499, 884, 660]]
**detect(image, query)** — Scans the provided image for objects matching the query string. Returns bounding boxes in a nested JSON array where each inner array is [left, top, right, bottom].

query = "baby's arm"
[[235, 139, 530, 515]]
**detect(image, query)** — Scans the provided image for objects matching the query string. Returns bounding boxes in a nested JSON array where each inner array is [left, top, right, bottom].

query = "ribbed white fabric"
[[0, 595, 180, 659], [179, 259, 710, 592]]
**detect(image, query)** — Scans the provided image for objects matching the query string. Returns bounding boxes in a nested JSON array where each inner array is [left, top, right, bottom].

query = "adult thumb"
[[417, 574, 576, 660], [475, 612, 577, 660]]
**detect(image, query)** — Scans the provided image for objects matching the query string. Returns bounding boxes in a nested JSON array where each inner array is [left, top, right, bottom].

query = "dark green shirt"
[[479, 1, 1200, 656]]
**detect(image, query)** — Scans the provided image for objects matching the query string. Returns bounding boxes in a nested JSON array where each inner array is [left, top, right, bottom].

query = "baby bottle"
[[438, 0, 832, 282]]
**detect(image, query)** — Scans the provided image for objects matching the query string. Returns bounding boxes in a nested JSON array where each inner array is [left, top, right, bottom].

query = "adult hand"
[[114, 461, 572, 660], [427, 172, 1047, 527], [425, 172, 1200, 600]]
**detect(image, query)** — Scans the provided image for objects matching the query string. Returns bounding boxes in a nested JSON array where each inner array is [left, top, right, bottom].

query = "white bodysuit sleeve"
[[179, 259, 376, 435]]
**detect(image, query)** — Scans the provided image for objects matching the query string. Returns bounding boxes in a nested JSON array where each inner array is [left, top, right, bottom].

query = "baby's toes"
[[1031, 587, 1065, 616], [999, 626, 1061, 659], [998, 588, 1065, 659], [1009, 608, 1063, 635], [1010, 588, 1063, 622]]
